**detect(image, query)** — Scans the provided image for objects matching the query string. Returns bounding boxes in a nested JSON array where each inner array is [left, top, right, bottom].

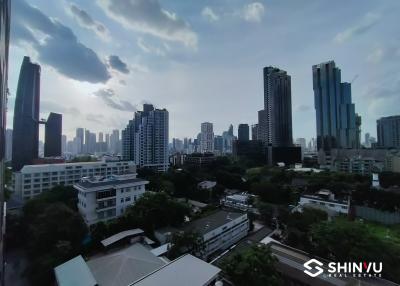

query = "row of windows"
[[23, 166, 131, 179]]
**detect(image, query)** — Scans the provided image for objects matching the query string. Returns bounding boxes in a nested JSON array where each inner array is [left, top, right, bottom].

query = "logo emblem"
[[304, 259, 324, 277]]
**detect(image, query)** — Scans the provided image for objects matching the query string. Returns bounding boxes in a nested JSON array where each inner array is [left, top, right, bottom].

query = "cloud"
[[202, 7, 219, 22], [367, 47, 384, 64], [93, 88, 137, 111], [108, 55, 130, 74], [97, 0, 198, 48], [41, 100, 81, 115], [12, 0, 111, 83], [242, 2, 265, 23], [68, 3, 110, 41], [86, 113, 105, 124], [334, 12, 380, 43], [137, 37, 166, 56]]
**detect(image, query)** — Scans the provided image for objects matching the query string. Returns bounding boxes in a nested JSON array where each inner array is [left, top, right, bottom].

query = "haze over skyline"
[[7, 0, 400, 141]]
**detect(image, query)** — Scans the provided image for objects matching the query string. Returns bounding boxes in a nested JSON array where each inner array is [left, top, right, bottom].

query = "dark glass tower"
[[258, 67, 293, 147], [377, 115, 400, 148], [313, 61, 359, 151], [12, 56, 41, 171], [238, 124, 250, 141], [1, 0, 11, 281], [44, 112, 62, 157]]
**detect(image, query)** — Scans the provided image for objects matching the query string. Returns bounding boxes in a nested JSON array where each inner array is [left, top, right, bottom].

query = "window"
[[125, 197, 131, 202], [121, 198, 124, 203]]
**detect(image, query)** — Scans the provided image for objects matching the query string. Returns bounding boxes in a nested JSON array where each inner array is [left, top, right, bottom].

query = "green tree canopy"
[[222, 244, 282, 286]]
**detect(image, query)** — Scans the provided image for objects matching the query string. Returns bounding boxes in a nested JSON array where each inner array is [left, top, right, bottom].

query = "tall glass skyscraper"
[[44, 112, 62, 157], [238, 124, 250, 141], [0, 0, 11, 281], [313, 61, 359, 151], [12, 56, 41, 171], [258, 66, 293, 147]]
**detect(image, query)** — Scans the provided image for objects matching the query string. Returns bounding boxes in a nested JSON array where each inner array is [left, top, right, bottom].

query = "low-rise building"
[[385, 151, 400, 173], [75, 174, 148, 225], [184, 153, 216, 167], [184, 210, 249, 259], [333, 156, 382, 175], [298, 190, 350, 215], [220, 193, 253, 211], [12, 160, 136, 201], [54, 243, 221, 286]]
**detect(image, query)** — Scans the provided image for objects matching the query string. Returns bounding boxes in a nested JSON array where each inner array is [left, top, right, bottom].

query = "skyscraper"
[[110, 129, 120, 154], [98, 132, 104, 143], [61, 135, 67, 154], [377, 115, 400, 148], [0, 0, 11, 278], [200, 122, 214, 153], [258, 67, 293, 147], [238, 124, 250, 141], [251, 124, 259, 140], [44, 112, 62, 157], [122, 104, 169, 172], [313, 61, 359, 152], [76, 128, 84, 154], [12, 56, 41, 171]]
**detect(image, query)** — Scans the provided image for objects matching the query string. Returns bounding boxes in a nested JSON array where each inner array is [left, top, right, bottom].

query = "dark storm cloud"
[[108, 55, 130, 74], [69, 3, 110, 40], [12, 0, 111, 83], [93, 88, 136, 111]]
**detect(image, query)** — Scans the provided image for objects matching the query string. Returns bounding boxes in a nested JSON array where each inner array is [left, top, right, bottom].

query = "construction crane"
[[351, 74, 359, 84]]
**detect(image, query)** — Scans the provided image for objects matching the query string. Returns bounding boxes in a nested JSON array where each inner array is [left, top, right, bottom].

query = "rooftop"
[[76, 175, 148, 189], [101, 229, 145, 247], [130, 254, 221, 286], [86, 243, 166, 286], [19, 160, 134, 172], [54, 255, 97, 286], [184, 210, 246, 236]]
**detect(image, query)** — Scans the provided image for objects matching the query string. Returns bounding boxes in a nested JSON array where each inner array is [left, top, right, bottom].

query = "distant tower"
[[238, 124, 250, 141], [377, 116, 400, 148], [12, 56, 41, 171], [258, 67, 293, 147], [200, 122, 214, 153], [44, 112, 62, 157]]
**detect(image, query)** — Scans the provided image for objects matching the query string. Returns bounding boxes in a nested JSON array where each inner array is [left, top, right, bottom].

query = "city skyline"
[[7, 0, 400, 142]]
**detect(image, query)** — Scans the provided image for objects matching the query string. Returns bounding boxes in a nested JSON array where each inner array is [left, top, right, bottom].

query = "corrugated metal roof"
[[54, 255, 97, 286], [101, 229, 144, 247], [130, 254, 221, 286]]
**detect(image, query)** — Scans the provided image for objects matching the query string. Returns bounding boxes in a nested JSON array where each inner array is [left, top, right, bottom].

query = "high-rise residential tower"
[[75, 128, 84, 154], [200, 122, 214, 153], [238, 124, 250, 141], [44, 112, 62, 157], [258, 67, 293, 147], [313, 61, 359, 152], [377, 115, 400, 148], [122, 104, 169, 172], [12, 56, 41, 171]]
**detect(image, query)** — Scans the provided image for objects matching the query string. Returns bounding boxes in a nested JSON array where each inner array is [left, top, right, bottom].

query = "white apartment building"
[[200, 122, 214, 153], [189, 210, 249, 259], [220, 193, 253, 211], [75, 173, 148, 225], [12, 160, 136, 201], [298, 190, 350, 215]]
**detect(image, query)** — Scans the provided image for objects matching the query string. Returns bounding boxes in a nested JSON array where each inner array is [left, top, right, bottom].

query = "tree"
[[222, 245, 282, 286], [167, 231, 204, 259], [310, 219, 400, 283], [251, 182, 292, 204], [125, 192, 190, 231], [257, 202, 275, 225]]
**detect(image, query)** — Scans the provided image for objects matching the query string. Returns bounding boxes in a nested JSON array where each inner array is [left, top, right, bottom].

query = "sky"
[[7, 0, 400, 142]]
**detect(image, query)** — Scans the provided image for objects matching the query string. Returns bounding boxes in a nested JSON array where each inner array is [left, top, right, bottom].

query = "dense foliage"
[[222, 245, 282, 286]]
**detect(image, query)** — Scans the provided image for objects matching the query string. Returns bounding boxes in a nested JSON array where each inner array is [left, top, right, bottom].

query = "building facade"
[[12, 160, 136, 201], [258, 67, 293, 147], [44, 112, 62, 157], [0, 0, 11, 281], [238, 124, 249, 141], [75, 173, 148, 225], [12, 56, 41, 171], [313, 61, 359, 152], [200, 122, 214, 153], [122, 104, 169, 172], [377, 115, 400, 148]]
